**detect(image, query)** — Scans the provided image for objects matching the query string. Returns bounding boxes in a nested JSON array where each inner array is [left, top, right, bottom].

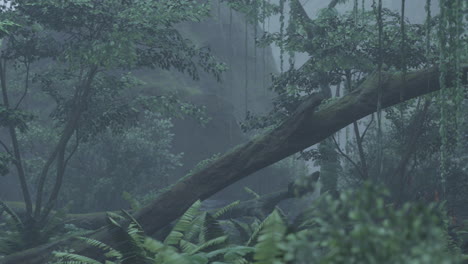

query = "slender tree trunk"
[[0, 59, 33, 217], [34, 66, 98, 221]]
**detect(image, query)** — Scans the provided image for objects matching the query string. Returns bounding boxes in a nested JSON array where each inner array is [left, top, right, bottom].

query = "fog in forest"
[[0, 0, 466, 263]]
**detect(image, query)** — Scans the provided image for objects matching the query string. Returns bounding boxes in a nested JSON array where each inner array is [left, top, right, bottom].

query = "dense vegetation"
[[0, 0, 467, 263]]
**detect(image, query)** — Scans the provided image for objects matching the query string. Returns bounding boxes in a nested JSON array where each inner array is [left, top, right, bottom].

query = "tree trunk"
[[0, 66, 457, 264]]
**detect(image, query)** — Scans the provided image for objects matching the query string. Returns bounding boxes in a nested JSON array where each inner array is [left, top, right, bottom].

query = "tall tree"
[[0, 0, 222, 247]]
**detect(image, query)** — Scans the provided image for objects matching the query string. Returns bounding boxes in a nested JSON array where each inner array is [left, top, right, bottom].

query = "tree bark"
[[0, 66, 455, 264]]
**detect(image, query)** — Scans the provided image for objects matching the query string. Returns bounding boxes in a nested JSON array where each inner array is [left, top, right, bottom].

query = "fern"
[[75, 237, 123, 260], [206, 245, 254, 263], [213, 200, 240, 219], [199, 213, 225, 245], [179, 239, 198, 253], [122, 192, 141, 211], [229, 219, 251, 243], [253, 210, 286, 264], [164, 200, 202, 246], [189, 235, 228, 255], [243, 187, 260, 199], [246, 218, 264, 247], [51, 251, 104, 264]]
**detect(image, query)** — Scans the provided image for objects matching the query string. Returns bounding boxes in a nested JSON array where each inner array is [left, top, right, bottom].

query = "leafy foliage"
[[51, 200, 250, 264], [0, 201, 75, 256], [0, 0, 224, 237], [50, 184, 467, 264]]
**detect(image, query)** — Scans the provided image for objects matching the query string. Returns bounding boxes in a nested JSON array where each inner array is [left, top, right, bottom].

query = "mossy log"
[[0, 66, 457, 264]]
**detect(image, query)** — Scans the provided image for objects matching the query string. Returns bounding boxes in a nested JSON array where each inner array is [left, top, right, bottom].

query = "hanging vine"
[[374, 0, 384, 177], [228, 7, 233, 143], [400, 0, 406, 101], [425, 0, 431, 63], [279, 0, 285, 73], [438, 0, 449, 199], [253, 0, 258, 93], [245, 16, 249, 117], [362, 0, 365, 16], [262, 0, 267, 93], [217, 0, 221, 22], [437, 0, 464, 200], [353, 0, 358, 24], [287, 0, 296, 70]]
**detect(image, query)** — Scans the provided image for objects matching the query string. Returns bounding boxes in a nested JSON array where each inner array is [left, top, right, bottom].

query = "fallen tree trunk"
[[0, 67, 452, 263], [133, 67, 444, 234]]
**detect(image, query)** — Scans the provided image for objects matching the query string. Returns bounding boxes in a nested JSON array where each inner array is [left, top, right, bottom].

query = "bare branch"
[[360, 114, 375, 142], [64, 133, 80, 169], [331, 135, 365, 179], [14, 63, 30, 110], [352, 121, 368, 180], [0, 139, 12, 156]]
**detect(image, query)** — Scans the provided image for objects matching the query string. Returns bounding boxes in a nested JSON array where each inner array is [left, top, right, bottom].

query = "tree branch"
[[0, 139, 12, 156], [14, 62, 30, 110], [331, 134, 365, 180], [353, 121, 369, 180], [360, 114, 374, 142], [35, 66, 98, 220]]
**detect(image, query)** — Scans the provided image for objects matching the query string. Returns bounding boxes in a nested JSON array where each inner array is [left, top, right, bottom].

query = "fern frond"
[[164, 200, 202, 246], [164, 231, 184, 246], [189, 235, 228, 255], [199, 213, 225, 244], [179, 239, 197, 253], [122, 191, 141, 211], [184, 212, 206, 242], [253, 210, 287, 264], [243, 187, 260, 199], [76, 237, 122, 260], [126, 221, 146, 246], [52, 251, 103, 264], [230, 220, 251, 243], [246, 219, 265, 247], [143, 237, 164, 254], [206, 246, 254, 263], [106, 212, 125, 228], [213, 200, 240, 219], [154, 246, 198, 264]]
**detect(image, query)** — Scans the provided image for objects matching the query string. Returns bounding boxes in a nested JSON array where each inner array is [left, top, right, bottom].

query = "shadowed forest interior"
[[0, 0, 467, 263]]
